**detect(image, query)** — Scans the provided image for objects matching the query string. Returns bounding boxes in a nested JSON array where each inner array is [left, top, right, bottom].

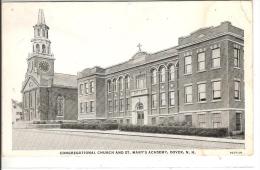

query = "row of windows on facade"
[[184, 80, 241, 104], [106, 65, 175, 92], [184, 47, 241, 74], [150, 112, 242, 130], [35, 28, 48, 38], [79, 101, 95, 113], [79, 81, 95, 95], [33, 44, 50, 54], [23, 93, 35, 108]]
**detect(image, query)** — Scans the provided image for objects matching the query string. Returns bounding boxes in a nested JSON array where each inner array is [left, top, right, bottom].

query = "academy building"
[[77, 21, 245, 132]]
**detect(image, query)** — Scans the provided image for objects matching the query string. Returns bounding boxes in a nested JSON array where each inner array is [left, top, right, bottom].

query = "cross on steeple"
[[137, 43, 142, 52]]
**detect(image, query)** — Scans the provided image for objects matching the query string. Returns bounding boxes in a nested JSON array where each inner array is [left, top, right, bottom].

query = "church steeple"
[[37, 9, 46, 25]]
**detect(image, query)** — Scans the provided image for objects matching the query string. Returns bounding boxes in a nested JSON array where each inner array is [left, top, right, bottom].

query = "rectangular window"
[[198, 83, 206, 102], [84, 83, 89, 94], [212, 81, 221, 100], [212, 113, 221, 128], [197, 52, 205, 71], [108, 100, 113, 112], [169, 91, 175, 106], [234, 80, 240, 100], [236, 112, 242, 131], [119, 99, 124, 112], [79, 84, 84, 95], [160, 92, 166, 107], [136, 74, 146, 89], [90, 101, 94, 112], [85, 102, 88, 113], [90, 81, 94, 93], [151, 117, 156, 125], [185, 85, 192, 103], [80, 103, 84, 113], [212, 48, 221, 68], [184, 56, 192, 74], [126, 98, 130, 111], [126, 119, 130, 125], [185, 115, 192, 126], [234, 48, 240, 68], [152, 94, 156, 108], [114, 100, 118, 112], [198, 114, 206, 128]]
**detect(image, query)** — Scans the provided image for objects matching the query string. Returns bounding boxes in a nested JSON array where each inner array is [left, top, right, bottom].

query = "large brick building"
[[78, 21, 244, 132], [21, 9, 78, 121]]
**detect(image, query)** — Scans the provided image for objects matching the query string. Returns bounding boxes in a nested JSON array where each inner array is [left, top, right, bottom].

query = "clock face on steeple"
[[39, 61, 50, 72]]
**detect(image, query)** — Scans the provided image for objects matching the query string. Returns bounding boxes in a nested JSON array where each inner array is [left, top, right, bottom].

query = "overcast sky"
[[3, 1, 251, 101]]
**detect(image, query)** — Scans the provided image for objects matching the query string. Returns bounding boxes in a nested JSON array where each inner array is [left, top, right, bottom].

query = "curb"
[[40, 128, 245, 144]]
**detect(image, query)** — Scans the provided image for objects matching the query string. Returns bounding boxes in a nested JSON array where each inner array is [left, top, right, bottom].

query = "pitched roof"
[[53, 73, 77, 88]]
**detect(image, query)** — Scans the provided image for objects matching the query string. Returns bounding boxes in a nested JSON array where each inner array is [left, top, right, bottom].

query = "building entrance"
[[136, 102, 144, 126]]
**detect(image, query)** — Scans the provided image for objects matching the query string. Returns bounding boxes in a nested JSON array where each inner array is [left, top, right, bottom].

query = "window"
[[212, 81, 221, 100], [126, 98, 130, 111], [126, 119, 130, 125], [84, 83, 89, 94], [212, 48, 220, 68], [136, 102, 144, 110], [185, 85, 192, 103], [37, 29, 40, 36], [169, 91, 175, 106], [85, 102, 88, 113], [89, 81, 94, 93], [159, 67, 166, 82], [197, 52, 205, 71], [79, 84, 84, 95], [234, 80, 240, 100], [42, 30, 45, 37], [136, 74, 146, 89], [234, 48, 240, 68], [119, 99, 124, 112], [113, 79, 117, 92], [107, 80, 112, 92], [184, 56, 192, 74], [119, 77, 123, 91], [90, 101, 94, 112], [36, 44, 40, 53], [42, 44, 46, 53], [125, 76, 130, 90], [29, 93, 32, 107], [114, 100, 118, 112], [152, 117, 156, 125], [152, 94, 156, 108], [198, 114, 206, 128], [185, 115, 192, 126], [169, 65, 175, 81], [236, 112, 242, 131], [80, 103, 84, 113], [57, 96, 64, 116], [198, 83, 206, 102], [108, 100, 113, 112], [151, 69, 157, 84], [212, 113, 221, 128], [160, 92, 166, 107]]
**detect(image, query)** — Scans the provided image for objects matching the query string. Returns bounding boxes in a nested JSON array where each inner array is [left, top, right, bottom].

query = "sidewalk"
[[41, 128, 245, 144]]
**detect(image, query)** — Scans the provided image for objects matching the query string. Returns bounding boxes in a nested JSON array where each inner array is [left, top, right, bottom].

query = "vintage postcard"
[[2, 0, 255, 169]]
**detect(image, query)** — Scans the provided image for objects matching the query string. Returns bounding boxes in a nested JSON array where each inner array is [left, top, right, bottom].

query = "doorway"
[[136, 102, 144, 125]]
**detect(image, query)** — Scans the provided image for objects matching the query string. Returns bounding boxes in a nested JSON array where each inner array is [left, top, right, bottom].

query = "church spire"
[[37, 9, 46, 25]]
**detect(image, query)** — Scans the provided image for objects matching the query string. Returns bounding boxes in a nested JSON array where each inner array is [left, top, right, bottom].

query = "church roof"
[[53, 73, 77, 89], [37, 9, 46, 25]]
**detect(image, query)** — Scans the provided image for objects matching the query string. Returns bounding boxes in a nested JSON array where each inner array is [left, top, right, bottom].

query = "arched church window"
[[37, 29, 40, 36], [107, 80, 112, 92], [119, 77, 123, 91], [113, 79, 117, 92], [42, 30, 45, 37], [36, 44, 40, 53], [57, 96, 64, 116], [42, 44, 46, 53]]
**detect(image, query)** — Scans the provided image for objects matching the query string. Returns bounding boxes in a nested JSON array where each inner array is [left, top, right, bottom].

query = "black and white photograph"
[[2, 0, 258, 169]]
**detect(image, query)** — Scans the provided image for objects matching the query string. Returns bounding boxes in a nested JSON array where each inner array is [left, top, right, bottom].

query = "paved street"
[[12, 128, 244, 150]]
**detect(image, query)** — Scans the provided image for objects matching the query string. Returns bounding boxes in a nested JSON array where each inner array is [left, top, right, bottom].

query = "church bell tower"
[[26, 9, 55, 83]]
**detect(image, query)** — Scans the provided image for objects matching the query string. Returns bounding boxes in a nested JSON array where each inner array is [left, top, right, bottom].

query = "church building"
[[21, 9, 78, 121]]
